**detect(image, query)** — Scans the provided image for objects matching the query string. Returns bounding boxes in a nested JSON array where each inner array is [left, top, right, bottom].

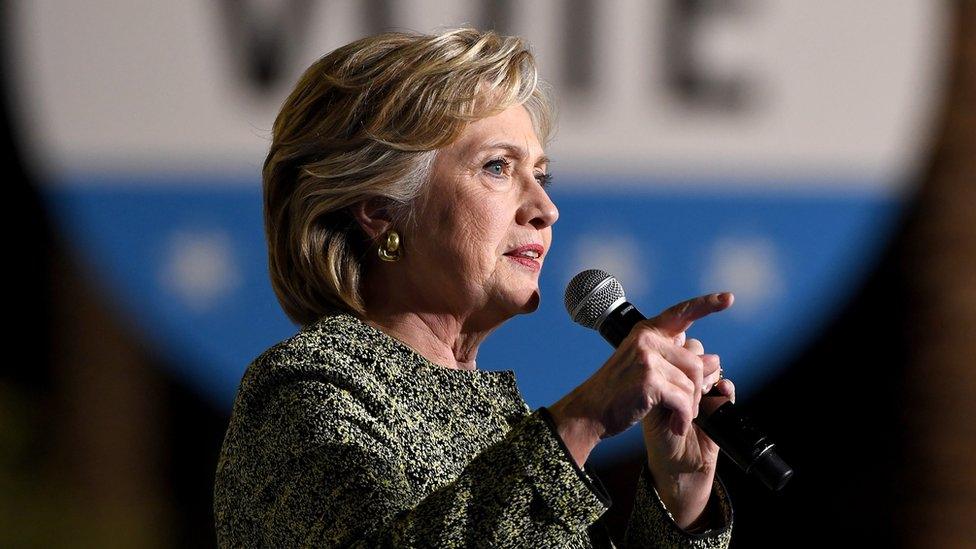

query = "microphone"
[[565, 269, 793, 491]]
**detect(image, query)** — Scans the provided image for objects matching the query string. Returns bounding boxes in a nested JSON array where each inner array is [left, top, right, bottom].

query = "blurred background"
[[3, 1, 974, 547]]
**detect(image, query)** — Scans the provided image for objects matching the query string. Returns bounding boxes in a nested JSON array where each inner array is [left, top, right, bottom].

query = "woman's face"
[[400, 104, 558, 326]]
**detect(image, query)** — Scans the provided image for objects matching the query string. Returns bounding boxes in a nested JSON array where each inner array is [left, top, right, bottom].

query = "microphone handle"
[[597, 301, 793, 491]]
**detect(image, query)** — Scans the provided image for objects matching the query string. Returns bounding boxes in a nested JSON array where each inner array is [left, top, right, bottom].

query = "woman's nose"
[[518, 179, 559, 229]]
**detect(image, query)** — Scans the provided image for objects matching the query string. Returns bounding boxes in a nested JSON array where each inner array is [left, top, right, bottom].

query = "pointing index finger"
[[648, 292, 734, 337]]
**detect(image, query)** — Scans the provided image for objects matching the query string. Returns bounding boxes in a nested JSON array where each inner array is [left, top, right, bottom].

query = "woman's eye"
[[484, 159, 509, 177], [536, 172, 553, 189]]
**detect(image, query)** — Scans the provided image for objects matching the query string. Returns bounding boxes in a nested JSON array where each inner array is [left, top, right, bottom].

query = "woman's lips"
[[505, 243, 544, 258], [505, 255, 541, 271], [503, 244, 544, 272]]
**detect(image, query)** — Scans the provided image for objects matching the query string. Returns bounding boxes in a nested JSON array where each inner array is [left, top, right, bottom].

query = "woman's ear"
[[350, 197, 393, 241]]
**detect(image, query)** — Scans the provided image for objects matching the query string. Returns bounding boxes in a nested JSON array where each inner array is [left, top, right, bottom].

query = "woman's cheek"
[[445, 219, 489, 277]]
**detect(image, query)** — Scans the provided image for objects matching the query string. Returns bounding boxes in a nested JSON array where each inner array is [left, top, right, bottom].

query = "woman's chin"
[[485, 274, 543, 317], [504, 288, 541, 315]]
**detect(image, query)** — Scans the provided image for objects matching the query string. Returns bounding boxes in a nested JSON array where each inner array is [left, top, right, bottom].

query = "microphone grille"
[[564, 269, 626, 329]]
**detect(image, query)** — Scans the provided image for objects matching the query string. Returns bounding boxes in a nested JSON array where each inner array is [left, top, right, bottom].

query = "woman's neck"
[[364, 309, 494, 371]]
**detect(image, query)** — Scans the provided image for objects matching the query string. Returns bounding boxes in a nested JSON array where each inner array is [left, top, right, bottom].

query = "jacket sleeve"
[[535, 406, 734, 549], [622, 462, 733, 548], [251, 378, 612, 547]]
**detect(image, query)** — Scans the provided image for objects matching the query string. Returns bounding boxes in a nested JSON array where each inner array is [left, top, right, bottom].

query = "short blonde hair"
[[263, 28, 554, 326]]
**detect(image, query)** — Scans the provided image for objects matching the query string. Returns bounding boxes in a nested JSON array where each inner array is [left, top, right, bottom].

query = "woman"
[[214, 28, 736, 548]]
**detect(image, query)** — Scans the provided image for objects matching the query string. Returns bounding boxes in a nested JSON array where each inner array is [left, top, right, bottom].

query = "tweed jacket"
[[213, 312, 733, 547]]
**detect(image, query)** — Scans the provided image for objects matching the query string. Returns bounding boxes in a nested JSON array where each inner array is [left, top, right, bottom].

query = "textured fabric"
[[213, 312, 733, 547]]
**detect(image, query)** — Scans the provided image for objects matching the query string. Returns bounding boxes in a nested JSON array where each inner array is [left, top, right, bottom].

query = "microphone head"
[[564, 269, 627, 329]]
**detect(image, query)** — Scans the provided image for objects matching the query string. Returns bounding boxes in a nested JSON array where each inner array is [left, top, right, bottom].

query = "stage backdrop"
[[11, 1, 948, 461]]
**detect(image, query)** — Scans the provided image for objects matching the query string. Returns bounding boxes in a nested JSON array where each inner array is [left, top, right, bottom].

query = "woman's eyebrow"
[[481, 142, 550, 167]]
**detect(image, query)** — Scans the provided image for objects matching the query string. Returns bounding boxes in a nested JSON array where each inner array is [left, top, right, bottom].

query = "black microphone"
[[565, 269, 793, 491]]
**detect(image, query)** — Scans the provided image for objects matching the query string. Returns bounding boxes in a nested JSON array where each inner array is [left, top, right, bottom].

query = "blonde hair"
[[263, 28, 554, 326]]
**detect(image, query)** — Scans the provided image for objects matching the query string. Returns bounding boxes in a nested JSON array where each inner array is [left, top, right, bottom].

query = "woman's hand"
[[642, 334, 736, 530], [547, 293, 734, 469]]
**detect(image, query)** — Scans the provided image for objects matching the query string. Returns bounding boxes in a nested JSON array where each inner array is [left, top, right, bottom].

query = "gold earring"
[[377, 230, 401, 262]]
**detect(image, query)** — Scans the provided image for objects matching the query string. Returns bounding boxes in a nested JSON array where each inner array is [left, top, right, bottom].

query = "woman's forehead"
[[451, 106, 546, 160]]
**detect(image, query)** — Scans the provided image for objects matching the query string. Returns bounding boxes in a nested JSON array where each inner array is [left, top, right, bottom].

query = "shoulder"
[[219, 313, 412, 460], [214, 316, 404, 543], [231, 313, 402, 418]]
